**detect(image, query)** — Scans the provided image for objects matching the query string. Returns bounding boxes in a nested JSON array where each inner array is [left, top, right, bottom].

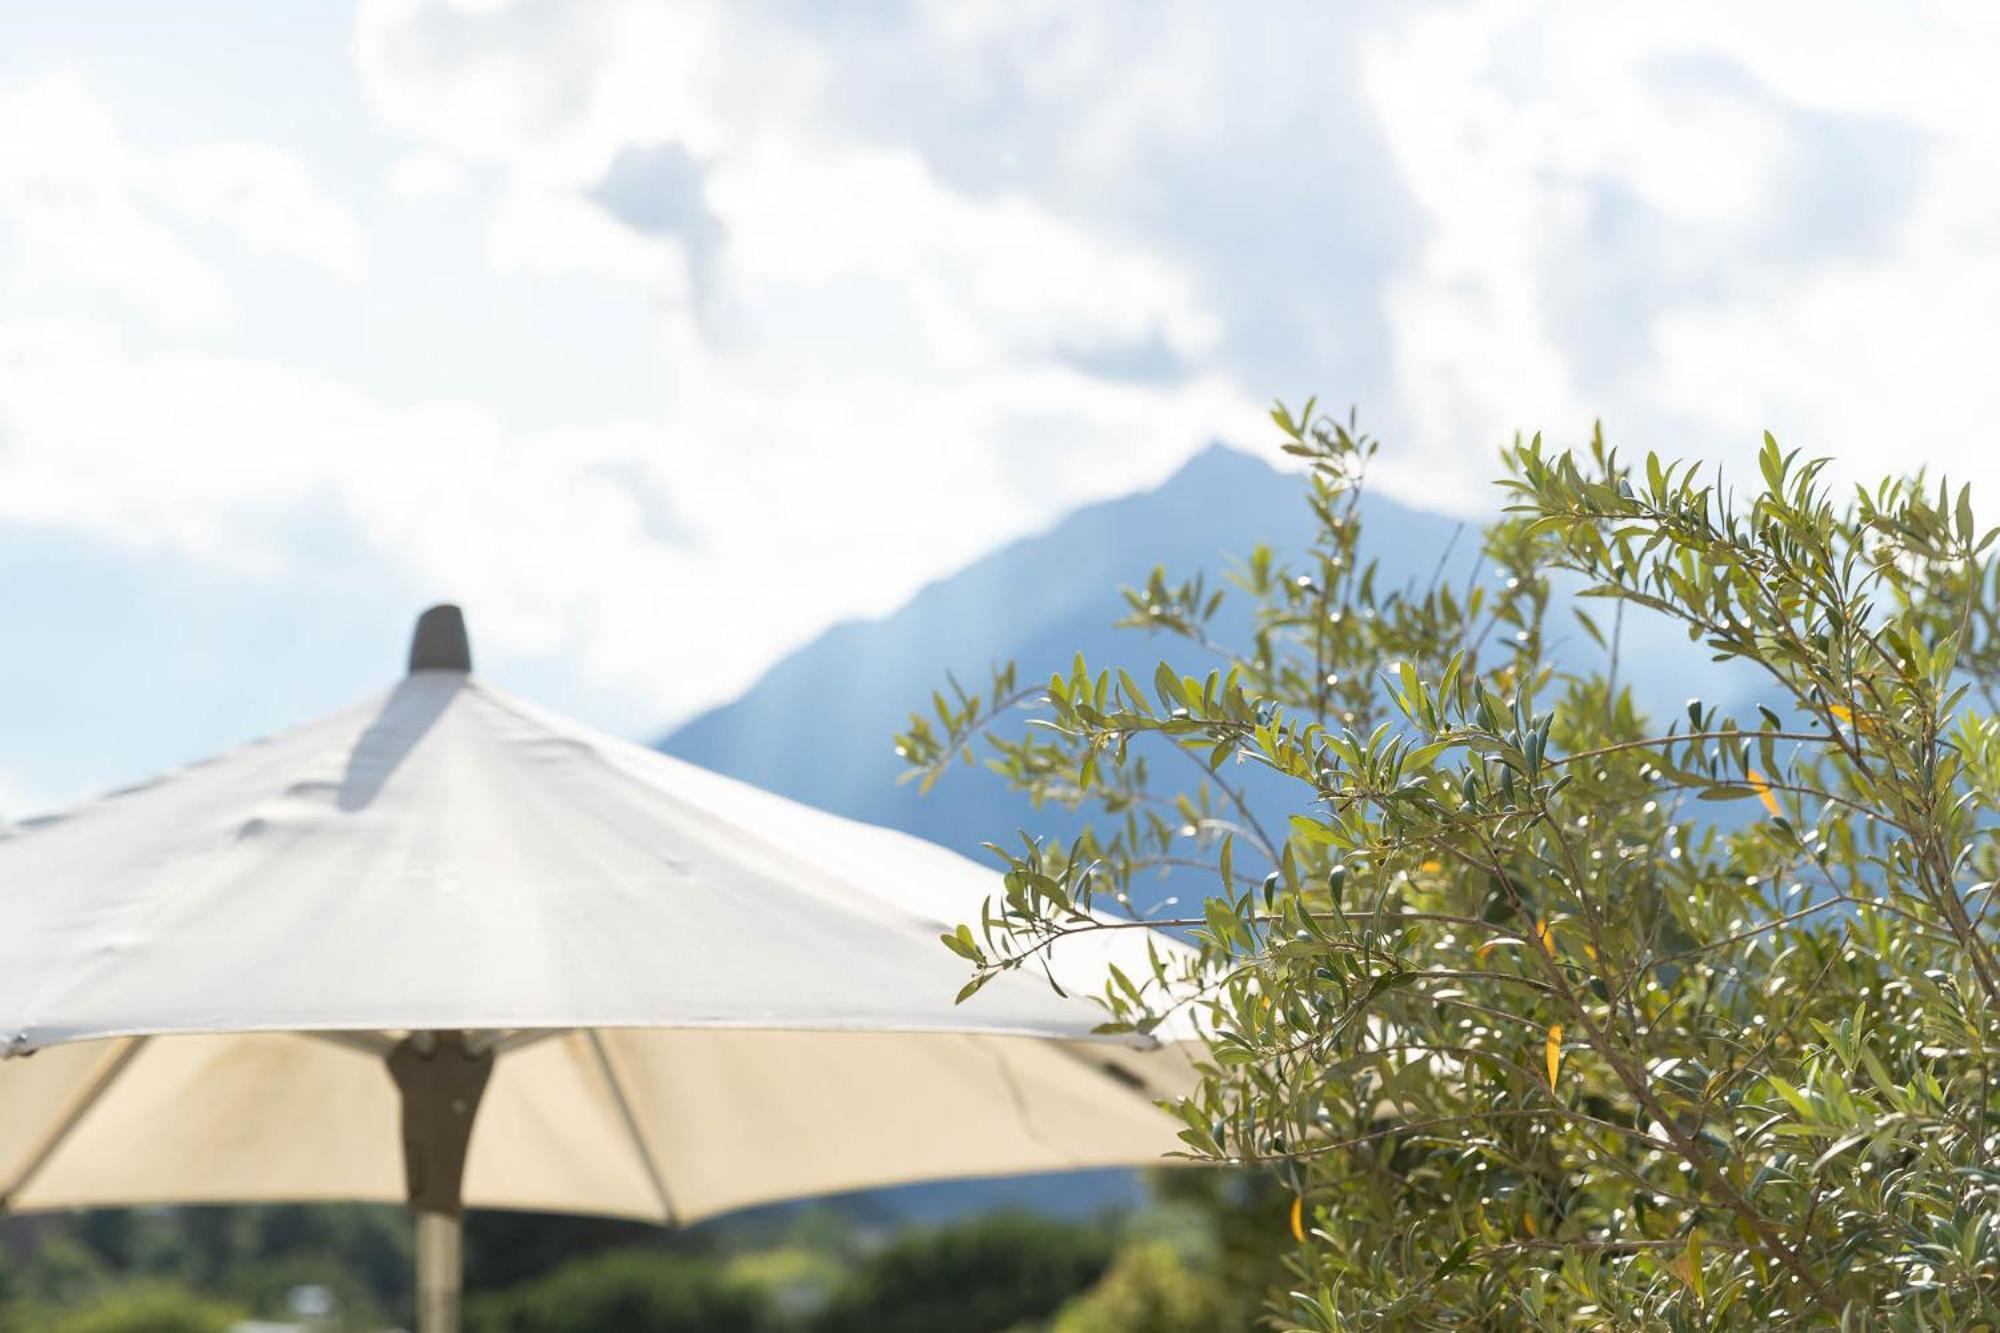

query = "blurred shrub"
[[1049, 1243, 1227, 1333], [36, 1283, 245, 1333], [464, 1209, 676, 1295], [10, 1232, 111, 1307], [720, 1245, 844, 1324], [811, 1213, 1111, 1333], [465, 1247, 769, 1333], [1140, 1169, 1288, 1328], [219, 1251, 388, 1330]]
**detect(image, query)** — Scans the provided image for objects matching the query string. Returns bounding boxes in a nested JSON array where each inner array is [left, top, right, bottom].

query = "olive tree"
[[898, 405, 2000, 1329]]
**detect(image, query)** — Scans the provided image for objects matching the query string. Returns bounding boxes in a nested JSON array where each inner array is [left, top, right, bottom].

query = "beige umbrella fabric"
[[0, 607, 1200, 1331]]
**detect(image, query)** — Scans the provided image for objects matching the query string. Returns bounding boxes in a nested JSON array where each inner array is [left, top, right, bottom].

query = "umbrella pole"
[[389, 1032, 495, 1333], [415, 1209, 463, 1333]]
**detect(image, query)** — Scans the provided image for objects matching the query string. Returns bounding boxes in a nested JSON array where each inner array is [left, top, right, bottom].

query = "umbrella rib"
[[300, 1030, 561, 1060], [482, 1028, 568, 1057], [584, 1030, 679, 1226], [302, 1031, 399, 1058], [0, 1036, 149, 1208], [978, 1037, 1083, 1168]]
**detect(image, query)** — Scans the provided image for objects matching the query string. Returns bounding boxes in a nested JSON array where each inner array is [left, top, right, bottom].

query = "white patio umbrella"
[[0, 607, 1201, 1332]]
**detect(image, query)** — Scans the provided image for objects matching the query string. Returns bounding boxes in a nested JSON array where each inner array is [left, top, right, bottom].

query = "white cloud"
[[485, 182, 687, 289], [15, 0, 2000, 747], [356, 3, 1221, 368], [0, 73, 235, 327], [0, 13, 1264, 730], [335, 0, 1267, 716], [388, 150, 470, 199], [0, 71, 367, 329], [0, 761, 57, 825], [1359, 1, 2000, 498], [0, 313, 1253, 720], [706, 137, 1220, 370], [353, 0, 795, 186], [345, 0, 1465, 517], [164, 142, 369, 280]]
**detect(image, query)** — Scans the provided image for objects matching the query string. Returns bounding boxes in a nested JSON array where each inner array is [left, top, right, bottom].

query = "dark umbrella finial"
[[407, 605, 472, 674]]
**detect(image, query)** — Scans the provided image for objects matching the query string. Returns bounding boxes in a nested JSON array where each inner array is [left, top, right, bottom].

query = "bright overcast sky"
[[2, 0, 1998, 811]]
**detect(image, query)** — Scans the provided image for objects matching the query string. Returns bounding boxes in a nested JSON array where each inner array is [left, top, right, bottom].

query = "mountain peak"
[[1164, 441, 1273, 487]]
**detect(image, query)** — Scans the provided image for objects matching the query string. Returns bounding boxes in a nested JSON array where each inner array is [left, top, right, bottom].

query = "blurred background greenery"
[[0, 1171, 1285, 1332]]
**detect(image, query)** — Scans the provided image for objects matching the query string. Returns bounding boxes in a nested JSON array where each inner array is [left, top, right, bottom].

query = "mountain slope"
[[660, 439, 1760, 862], [660, 443, 1465, 855]]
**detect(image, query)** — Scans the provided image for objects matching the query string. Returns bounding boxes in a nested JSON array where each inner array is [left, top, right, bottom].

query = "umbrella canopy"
[[0, 607, 1200, 1328]]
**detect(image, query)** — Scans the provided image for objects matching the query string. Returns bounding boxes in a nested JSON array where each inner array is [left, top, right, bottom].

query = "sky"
[[1, 0, 1997, 815]]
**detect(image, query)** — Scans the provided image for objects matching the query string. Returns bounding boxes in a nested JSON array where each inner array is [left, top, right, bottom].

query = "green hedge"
[[466, 1248, 767, 1333], [812, 1213, 1112, 1333], [1050, 1243, 1227, 1333], [12, 1283, 247, 1333]]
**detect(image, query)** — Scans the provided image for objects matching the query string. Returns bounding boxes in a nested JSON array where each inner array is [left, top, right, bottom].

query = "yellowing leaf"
[[1829, 703, 1853, 724], [1746, 768, 1780, 817], [1675, 1229, 1704, 1303], [1546, 1023, 1564, 1090], [1534, 918, 1556, 955], [1420, 859, 1443, 873], [1290, 1194, 1306, 1242], [1521, 1210, 1537, 1237]]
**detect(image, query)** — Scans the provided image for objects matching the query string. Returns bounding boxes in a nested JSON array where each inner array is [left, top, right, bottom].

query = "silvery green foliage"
[[899, 406, 2000, 1329]]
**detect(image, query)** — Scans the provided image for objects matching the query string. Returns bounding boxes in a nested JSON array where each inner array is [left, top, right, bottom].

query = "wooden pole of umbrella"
[[389, 1031, 494, 1333]]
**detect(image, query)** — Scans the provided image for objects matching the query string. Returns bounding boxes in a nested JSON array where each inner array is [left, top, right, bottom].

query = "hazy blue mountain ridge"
[[661, 443, 1466, 856], [660, 441, 1758, 866]]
